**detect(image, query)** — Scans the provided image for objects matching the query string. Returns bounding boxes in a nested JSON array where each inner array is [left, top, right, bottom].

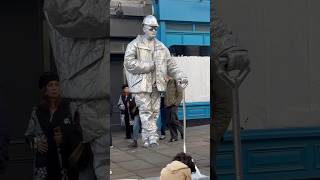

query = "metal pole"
[[182, 88, 187, 153], [232, 83, 243, 180]]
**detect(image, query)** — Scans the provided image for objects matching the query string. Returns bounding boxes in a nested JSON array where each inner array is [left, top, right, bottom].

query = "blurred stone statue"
[[43, 0, 109, 179]]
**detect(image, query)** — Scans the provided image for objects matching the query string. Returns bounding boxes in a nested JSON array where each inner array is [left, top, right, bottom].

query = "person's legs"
[[124, 115, 131, 139], [129, 115, 141, 148], [160, 114, 166, 139], [172, 105, 183, 139], [132, 115, 141, 141], [160, 97, 166, 137], [166, 106, 178, 140], [130, 124, 133, 138]]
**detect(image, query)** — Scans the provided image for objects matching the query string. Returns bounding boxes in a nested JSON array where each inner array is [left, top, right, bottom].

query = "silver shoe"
[[149, 142, 159, 148], [143, 141, 150, 148]]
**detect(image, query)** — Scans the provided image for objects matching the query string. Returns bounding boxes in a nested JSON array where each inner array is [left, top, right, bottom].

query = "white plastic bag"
[[120, 114, 125, 127]]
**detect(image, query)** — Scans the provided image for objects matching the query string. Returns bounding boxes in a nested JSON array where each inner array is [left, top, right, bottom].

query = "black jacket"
[[118, 94, 139, 119], [25, 99, 81, 180]]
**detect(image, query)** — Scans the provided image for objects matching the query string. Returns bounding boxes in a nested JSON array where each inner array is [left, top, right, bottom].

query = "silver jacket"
[[124, 35, 184, 93]]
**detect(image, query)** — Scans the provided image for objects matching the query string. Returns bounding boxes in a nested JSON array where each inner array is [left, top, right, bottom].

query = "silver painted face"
[[143, 25, 158, 39]]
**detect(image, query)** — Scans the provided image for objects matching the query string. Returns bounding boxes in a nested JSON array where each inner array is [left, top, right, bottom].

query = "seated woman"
[[160, 152, 196, 180], [25, 72, 81, 180]]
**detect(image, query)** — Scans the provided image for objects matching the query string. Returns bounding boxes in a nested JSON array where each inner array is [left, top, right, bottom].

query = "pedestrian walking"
[[165, 77, 184, 142]]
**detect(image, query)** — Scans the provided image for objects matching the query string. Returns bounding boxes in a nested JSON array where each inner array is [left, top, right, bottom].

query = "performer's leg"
[[134, 93, 153, 146], [149, 91, 161, 145]]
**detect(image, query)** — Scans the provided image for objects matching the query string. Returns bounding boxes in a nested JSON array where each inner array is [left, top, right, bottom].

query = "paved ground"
[[110, 125, 210, 179]]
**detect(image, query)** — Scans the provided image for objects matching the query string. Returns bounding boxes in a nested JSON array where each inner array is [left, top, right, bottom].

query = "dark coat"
[[25, 100, 81, 180], [164, 79, 183, 107], [118, 94, 139, 120]]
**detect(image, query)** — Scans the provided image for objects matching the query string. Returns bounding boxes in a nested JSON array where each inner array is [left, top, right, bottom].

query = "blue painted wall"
[[177, 102, 210, 120], [155, 0, 210, 46], [157, 0, 210, 22], [217, 128, 320, 180]]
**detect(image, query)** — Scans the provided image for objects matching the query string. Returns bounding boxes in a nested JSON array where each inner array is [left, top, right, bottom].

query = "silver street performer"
[[124, 15, 188, 148]]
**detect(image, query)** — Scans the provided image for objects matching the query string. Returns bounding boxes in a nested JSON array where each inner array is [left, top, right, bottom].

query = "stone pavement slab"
[[110, 125, 210, 179]]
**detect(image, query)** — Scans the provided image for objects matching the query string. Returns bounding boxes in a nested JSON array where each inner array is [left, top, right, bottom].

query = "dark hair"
[[38, 72, 60, 110], [173, 152, 196, 173], [122, 84, 128, 90], [39, 72, 59, 89]]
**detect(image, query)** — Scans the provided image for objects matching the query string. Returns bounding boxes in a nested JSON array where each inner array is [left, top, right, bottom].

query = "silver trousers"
[[133, 91, 161, 144]]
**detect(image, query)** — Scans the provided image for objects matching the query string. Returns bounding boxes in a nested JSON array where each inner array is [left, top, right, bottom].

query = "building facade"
[[215, 0, 320, 179], [154, 0, 211, 121]]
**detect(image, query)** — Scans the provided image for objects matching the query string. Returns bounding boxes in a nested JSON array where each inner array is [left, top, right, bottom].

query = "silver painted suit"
[[124, 35, 184, 144]]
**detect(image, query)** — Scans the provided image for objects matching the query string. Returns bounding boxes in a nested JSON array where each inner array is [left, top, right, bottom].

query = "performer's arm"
[[124, 42, 155, 74]]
